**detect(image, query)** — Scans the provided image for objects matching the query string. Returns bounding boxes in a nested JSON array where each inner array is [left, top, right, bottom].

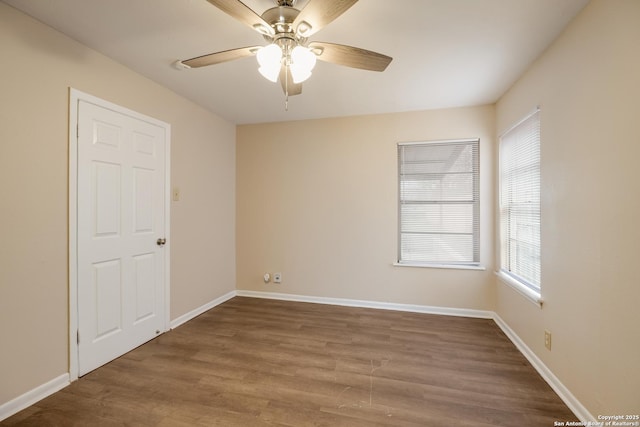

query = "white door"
[[77, 99, 167, 376]]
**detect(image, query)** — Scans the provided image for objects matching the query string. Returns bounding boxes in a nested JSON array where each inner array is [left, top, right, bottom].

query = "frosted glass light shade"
[[290, 64, 312, 83], [291, 46, 316, 69], [258, 65, 280, 82], [256, 44, 282, 82], [257, 44, 282, 66], [290, 46, 317, 83]]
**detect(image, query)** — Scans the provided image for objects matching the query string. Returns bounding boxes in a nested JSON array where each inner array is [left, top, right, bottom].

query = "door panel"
[[93, 161, 121, 236], [77, 100, 166, 376], [133, 167, 154, 233], [93, 259, 122, 340], [133, 253, 155, 322]]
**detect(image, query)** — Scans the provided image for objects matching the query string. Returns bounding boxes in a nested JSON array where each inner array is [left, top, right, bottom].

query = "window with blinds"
[[398, 139, 480, 266], [499, 109, 541, 291]]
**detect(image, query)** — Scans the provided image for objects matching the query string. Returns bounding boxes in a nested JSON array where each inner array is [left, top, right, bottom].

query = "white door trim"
[[68, 88, 171, 381]]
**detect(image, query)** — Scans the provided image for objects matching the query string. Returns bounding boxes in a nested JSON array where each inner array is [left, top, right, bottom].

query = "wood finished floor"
[[3, 297, 578, 426]]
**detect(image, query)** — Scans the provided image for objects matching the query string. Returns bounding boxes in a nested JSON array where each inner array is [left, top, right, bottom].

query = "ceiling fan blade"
[[292, 0, 358, 37], [279, 66, 303, 96], [309, 41, 392, 72], [180, 46, 261, 68], [205, 0, 274, 36]]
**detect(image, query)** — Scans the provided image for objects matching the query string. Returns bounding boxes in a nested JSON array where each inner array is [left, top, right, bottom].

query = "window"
[[499, 109, 541, 292], [397, 139, 480, 267]]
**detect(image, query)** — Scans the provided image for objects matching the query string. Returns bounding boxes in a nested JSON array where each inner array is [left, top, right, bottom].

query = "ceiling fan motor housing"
[[261, 6, 300, 36], [276, 0, 297, 7]]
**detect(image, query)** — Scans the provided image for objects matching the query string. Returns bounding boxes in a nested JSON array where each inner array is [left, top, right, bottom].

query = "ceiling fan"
[[178, 0, 393, 97]]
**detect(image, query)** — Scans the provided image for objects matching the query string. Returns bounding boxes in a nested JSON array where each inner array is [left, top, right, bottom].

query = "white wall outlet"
[[263, 273, 271, 283], [544, 330, 552, 351], [273, 273, 282, 283]]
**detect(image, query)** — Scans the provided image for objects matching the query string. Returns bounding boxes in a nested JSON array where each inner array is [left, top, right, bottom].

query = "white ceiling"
[[3, 0, 589, 124]]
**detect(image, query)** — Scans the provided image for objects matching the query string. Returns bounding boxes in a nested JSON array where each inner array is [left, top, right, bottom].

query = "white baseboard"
[[236, 290, 494, 319], [170, 290, 236, 329], [492, 314, 595, 423], [0, 373, 69, 422]]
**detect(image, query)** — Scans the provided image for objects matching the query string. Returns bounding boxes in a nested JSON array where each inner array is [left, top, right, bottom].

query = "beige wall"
[[237, 106, 495, 309], [495, 0, 640, 415], [4, 0, 637, 419], [0, 3, 235, 404]]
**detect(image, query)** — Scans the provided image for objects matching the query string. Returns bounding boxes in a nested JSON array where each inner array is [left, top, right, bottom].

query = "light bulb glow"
[[289, 46, 316, 83], [291, 46, 316, 70], [290, 64, 312, 84], [258, 64, 280, 82], [256, 44, 282, 82], [256, 44, 318, 84]]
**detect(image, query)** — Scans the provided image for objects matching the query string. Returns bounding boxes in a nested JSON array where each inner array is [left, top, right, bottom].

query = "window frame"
[[396, 138, 481, 269], [498, 108, 542, 303]]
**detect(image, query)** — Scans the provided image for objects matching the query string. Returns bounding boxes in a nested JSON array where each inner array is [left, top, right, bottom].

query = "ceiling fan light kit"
[[178, 0, 392, 102]]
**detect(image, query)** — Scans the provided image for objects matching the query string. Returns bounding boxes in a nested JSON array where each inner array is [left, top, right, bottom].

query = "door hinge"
[[77, 330, 80, 345]]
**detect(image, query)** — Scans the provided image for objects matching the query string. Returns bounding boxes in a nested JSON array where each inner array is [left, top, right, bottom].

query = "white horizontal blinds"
[[500, 110, 541, 290], [398, 139, 480, 265]]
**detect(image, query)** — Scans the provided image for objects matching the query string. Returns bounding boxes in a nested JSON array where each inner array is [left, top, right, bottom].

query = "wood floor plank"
[[2, 297, 579, 426]]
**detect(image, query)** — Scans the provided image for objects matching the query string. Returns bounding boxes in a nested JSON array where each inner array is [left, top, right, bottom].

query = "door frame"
[[68, 88, 171, 381]]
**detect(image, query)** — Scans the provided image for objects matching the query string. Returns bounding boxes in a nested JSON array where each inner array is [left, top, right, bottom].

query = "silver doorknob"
[[157, 238, 166, 246]]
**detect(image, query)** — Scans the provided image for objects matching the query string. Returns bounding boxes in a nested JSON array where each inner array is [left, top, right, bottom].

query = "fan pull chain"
[[284, 63, 289, 111]]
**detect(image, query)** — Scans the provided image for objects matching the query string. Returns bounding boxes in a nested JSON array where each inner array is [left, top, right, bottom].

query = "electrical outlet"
[[544, 330, 552, 351]]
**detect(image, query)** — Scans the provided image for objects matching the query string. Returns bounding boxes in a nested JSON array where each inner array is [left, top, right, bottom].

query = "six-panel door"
[[77, 100, 166, 376]]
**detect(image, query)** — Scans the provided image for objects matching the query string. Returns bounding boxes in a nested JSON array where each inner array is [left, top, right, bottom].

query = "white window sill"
[[495, 271, 543, 307], [394, 262, 486, 271]]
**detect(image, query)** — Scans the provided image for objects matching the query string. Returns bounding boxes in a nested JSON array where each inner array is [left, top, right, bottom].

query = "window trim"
[[394, 262, 486, 271], [496, 270, 543, 307], [498, 107, 542, 301], [397, 138, 481, 269]]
